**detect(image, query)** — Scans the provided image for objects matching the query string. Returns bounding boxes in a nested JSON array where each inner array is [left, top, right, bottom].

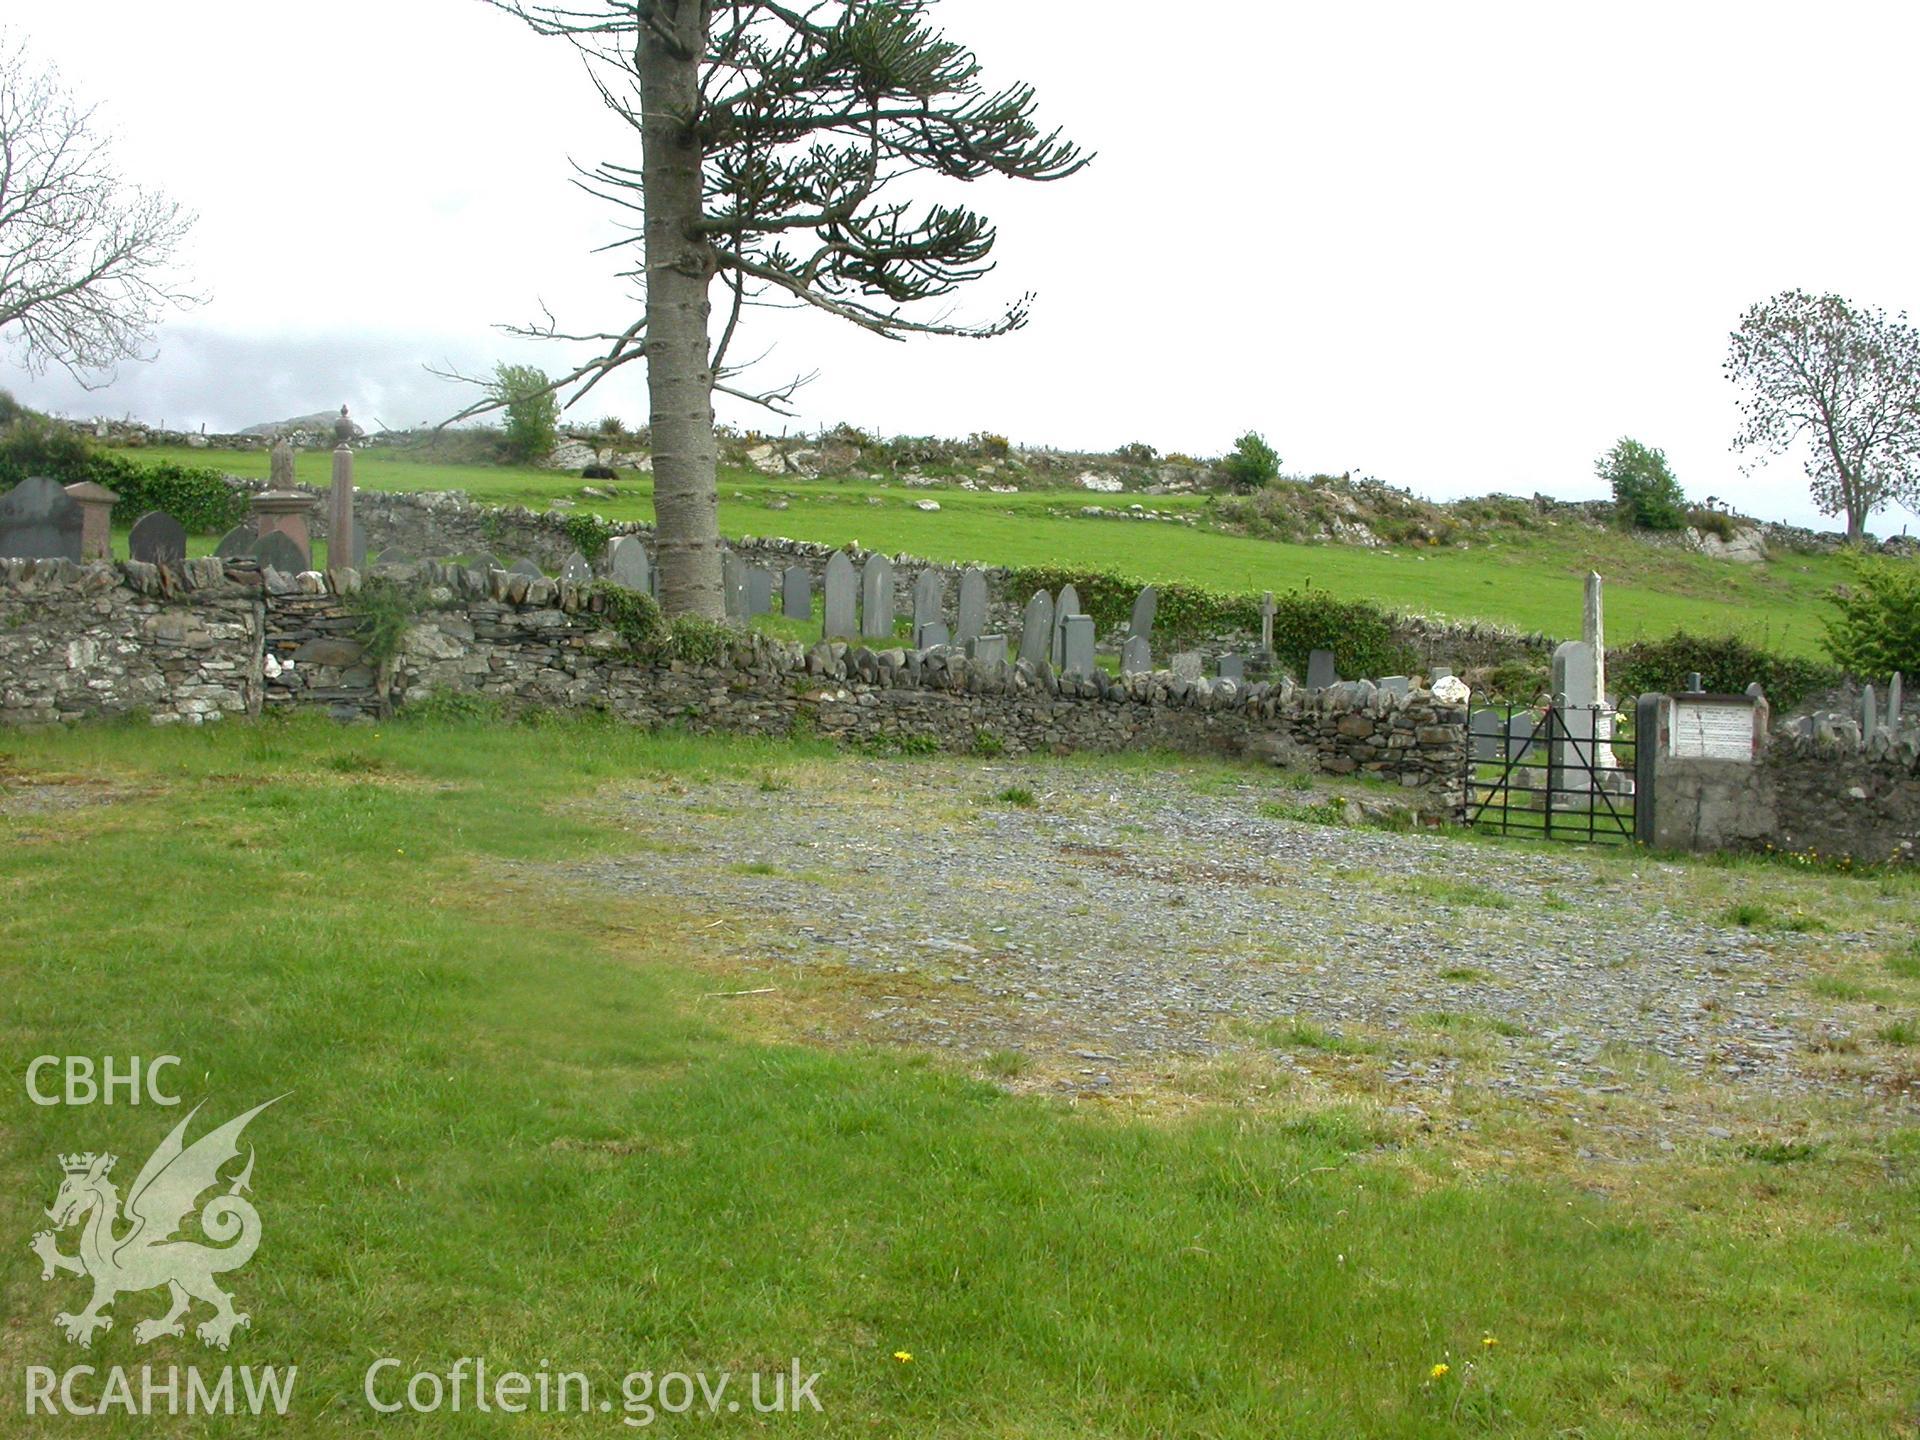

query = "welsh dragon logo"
[[30, 1098, 282, 1349]]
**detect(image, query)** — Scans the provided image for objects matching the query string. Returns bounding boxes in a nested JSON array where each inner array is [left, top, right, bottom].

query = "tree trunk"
[[639, 1, 722, 619]]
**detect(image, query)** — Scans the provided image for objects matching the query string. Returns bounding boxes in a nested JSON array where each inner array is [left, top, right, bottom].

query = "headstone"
[[215, 523, 257, 559], [1050, 584, 1081, 668], [1470, 709, 1504, 761], [1218, 654, 1246, 682], [722, 551, 748, 620], [252, 530, 308, 573], [1431, 665, 1454, 682], [1170, 651, 1204, 682], [969, 634, 1008, 668], [1060, 614, 1096, 678], [128, 511, 187, 566], [1583, 571, 1607, 704], [1550, 640, 1600, 801], [1017, 591, 1054, 668], [269, 437, 295, 489], [781, 566, 811, 619], [1259, 591, 1277, 656], [607, 536, 651, 592], [1122, 636, 1151, 675], [747, 567, 774, 617], [1861, 685, 1878, 744], [1685, 672, 1704, 693], [475, 551, 503, 573], [911, 568, 945, 629], [1552, 640, 1597, 708], [955, 568, 988, 646], [562, 551, 593, 587], [823, 553, 858, 637], [509, 558, 544, 578], [1890, 672, 1904, 728], [1131, 586, 1158, 640], [859, 553, 895, 639], [1507, 711, 1539, 762], [328, 410, 357, 576], [1305, 649, 1337, 690], [0, 476, 84, 560], [64, 482, 118, 560], [250, 489, 315, 566], [914, 621, 950, 651], [1379, 674, 1410, 699]]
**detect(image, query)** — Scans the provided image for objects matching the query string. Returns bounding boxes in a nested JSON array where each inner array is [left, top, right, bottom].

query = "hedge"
[[0, 426, 246, 535], [1609, 631, 1841, 711]]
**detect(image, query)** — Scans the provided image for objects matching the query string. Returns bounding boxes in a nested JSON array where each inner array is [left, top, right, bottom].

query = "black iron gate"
[[1460, 698, 1641, 844]]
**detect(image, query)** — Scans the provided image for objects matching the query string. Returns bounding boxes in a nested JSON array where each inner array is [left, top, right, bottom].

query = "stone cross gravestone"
[[215, 523, 257, 559], [328, 410, 357, 575], [1060, 614, 1096, 679], [1131, 586, 1157, 641], [823, 552, 858, 638], [1121, 636, 1151, 675], [607, 536, 651, 592], [0, 477, 84, 560], [1217, 654, 1245, 682], [128, 511, 187, 566], [252, 530, 309, 573], [955, 568, 988, 646], [1305, 649, 1337, 690], [562, 552, 594, 587], [1050, 584, 1081, 668], [1170, 651, 1204, 681], [781, 565, 811, 619], [747, 567, 774, 617], [912, 569, 945, 629], [1017, 591, 1054, 668], [860, 553, 895, 639]]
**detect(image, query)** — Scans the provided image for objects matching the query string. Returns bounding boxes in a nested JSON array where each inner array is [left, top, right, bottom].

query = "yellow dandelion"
[[1481, 1335, 1498, 1349], [1429, 1363, 1450, 1380], [892, 1351, 913, 1364]]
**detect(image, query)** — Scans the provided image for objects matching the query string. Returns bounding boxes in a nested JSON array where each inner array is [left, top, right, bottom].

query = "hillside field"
[[119, 445, 1859, 656]]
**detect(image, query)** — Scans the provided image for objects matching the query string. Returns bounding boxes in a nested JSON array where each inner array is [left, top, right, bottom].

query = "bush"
[[1824, 553, 1920, 678], [1217, 431, 1281, 492], [1598, 437, 1687, 531], [493, 363, 559, 465], [561, 513, 614, 562], [1610, 631, 1842, 710], [0, 410, 245, 534], [1115, 442, 1157, 464]]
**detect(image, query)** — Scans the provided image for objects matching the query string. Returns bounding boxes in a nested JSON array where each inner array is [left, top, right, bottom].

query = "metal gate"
[[1460, 698, 1640, 844]]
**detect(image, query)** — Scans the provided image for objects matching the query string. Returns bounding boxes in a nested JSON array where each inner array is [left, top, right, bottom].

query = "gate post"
[[1634, 693, 1662, 846]]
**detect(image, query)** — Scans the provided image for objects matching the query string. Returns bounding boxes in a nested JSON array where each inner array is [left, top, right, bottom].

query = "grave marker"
[[1060, 614, 1096, 678], [562, 552, 594, 587], [1305, 649, 1337, 690], [214, 523, 257, 559], [747, 567, 774, 617], [1017, 591, 1054, 668], [1131, 586, 1158, 640], [252, 530, 308, 573], [955, 568, 988, 646], [781, 565, 811, 619], [1259, 591, 1276, 656], [128, 511, 187, 566], [1218, 654, 1246, 682], [509, 558, 544, 578], [607, 536, 651, 592], [823, 552, 858, 638], [1170, 651, 1204, 682], [912, 569, 945, 629], [1051, 583, 1081, 668], [1122, 636, 1151, 675], [914, 621, 950, 650], [0, 476, 84, 560], [328, 407, 357, 575], [860, 553, 895, 638], [65, 482, 118, 560], [722, 552, 748, 620], [969, 634, 1009, 668]]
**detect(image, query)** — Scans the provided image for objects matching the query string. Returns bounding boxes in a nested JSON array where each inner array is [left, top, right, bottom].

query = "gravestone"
[[1170, 651, 1204, 682], [252, 530, 308, 573], [1017, 591, 1054, 668], [1060, 614, 1096, 679], [1431, 665, 1454, 681], [1889, 672, 1904, 728], [1051, 584, 1081, 668], [509, 558, 544, 578], [912, 568, 945, 629], [562, 551, 593, 587], [1508, 712, 1539, 760], [0, 477, 84, 560], [781, 566, 811, 619], [747, 567, 774, 617], [607, 536, 651, 592], [1305, 649, 1337, 690], [914, 621, 950, 650], [1122, 636, 1152, 675], [1131, 586, 1158, 640], [65, 482, 118, 560], [215, 523, 257, 559], [823, 552, 858, 637], [328, 409, 357, 576], [859, 554, 895, 639], [1259, 591, 1277, 656], [1861, 685, 1878, 744], [128, 511, 187, 566], [722, 551, 748, 620], [1217, 654, 1245, 682], [475, 551, 503, 573], [1379, 674, 1410, 699], [1470, 709, 1504, 761], [269, 436, 295, 489], [955, 568, 988, 646], [1550, 640, 1600, 803], [969, 634, 1009, 668]]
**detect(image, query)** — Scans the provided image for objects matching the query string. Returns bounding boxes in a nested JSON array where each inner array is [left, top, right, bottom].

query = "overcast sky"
[[4, 0, 1917, 534]]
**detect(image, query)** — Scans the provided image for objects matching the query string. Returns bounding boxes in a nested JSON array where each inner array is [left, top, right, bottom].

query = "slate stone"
[[509, 558, 544, 578], [1891, 672, 1904, 727], [215, 523, 257, 559], [781, 565, 811, 619], [1431, 665, 1454, 681], [1017, 591, 1054, 668], [1060, 614, 1096, 679], [823, 552, 858, 638], [1218, 654, 1246, 682], [1171, 651, 1203, 681], [1470, 708, 1504, 761], [1051, 584, 1081, 668], [914, 621, 950, 651], [956, 567, 988, 646], [860, 553, 894, 639], [1122, 636, 1152, 675], [912, 568, 945, 628], [969, 634, 1008, 668], [1305, 649, 1337, 690], [722, 551, 748, 620], [1862, 685, 1878, 743], [252, 530, 309, 573], [562, 551, 594, 587], [293, 637, 366, 666], [607, 536, 651, 592], [1379, 674, 1410, 699], [1131, 586, 1158, 640], [747, 567, 774, 617], [0, 476, 83, 560], [127, 511, 188, 566]]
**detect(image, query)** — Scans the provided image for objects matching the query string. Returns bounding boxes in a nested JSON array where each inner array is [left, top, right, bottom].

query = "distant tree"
[[492, 363, 559, 463], [1726, 290, 1920, 543], [1597, 436, 1687, 531], [1824, 552, 1920, 679], [453, 1, 1086, 618], [0, 34, 200, 383], [1218, 431, 1281, 492]]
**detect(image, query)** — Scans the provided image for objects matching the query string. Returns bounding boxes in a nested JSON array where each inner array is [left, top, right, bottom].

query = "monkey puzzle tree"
[[1726, 290, 1920, 543], [466, 1, 1086, 617]]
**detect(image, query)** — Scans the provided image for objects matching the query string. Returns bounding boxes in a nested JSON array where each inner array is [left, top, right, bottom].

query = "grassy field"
[[4, 717, 1917, 1435], [119, 445, 1855, 656]]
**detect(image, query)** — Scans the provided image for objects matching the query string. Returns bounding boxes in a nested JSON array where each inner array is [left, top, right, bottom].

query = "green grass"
[[989, 785, 1038, 808], [1250, 1019, 1377, 1055], [116, 445, 1854, 654], [3, 717, 1918, 1435]]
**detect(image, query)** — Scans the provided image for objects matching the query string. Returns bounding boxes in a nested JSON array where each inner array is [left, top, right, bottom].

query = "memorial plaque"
[[1670, 699, 1755, 761]]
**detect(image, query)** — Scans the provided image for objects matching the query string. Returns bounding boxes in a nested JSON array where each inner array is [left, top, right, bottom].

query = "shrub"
[[1217, 431, 1281, 492], [1687, 506, 1738, 541], [561, 513, 614, 562], [350, 576, 425, 663], [1598, 437, 1687, 531], [492, 363, 559, 464], [1610, 631, 1842, 710], [1115, 442, 1157, 464], [0, 411, 245, 534], [1823, 552, 1920, 678]]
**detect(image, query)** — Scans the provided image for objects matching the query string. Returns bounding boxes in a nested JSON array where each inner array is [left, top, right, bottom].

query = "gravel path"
[[560, 757, 1914, 1142]]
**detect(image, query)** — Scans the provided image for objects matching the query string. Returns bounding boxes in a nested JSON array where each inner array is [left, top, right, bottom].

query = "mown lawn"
[[118, 445, 1853, 655], [2, 716, 1915, 1436]]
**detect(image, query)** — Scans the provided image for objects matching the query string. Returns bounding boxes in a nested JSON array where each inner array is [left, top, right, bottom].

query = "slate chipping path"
[[566, 758, 1900, 1127]]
